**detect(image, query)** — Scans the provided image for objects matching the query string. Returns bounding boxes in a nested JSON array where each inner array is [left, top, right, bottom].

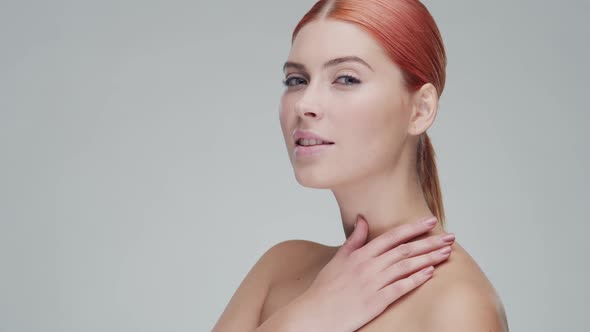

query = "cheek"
[[278, 95, 293, 138], [334, 89, 408, 164], [338, 89, 406, 140]]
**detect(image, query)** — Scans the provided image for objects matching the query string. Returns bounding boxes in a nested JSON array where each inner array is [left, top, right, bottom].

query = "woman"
[[213, 0, 508, 331]]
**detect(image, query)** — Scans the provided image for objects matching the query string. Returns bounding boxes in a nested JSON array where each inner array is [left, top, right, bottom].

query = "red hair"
[[292, 0, 447, 226]]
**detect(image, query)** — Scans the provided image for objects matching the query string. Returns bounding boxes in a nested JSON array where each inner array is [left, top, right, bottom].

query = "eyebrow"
[[282, 56, 374, 73]]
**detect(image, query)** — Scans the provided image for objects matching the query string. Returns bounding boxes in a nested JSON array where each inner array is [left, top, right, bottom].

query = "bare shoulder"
[[211, 239, 333, 331], [265, 239, 335, 261], [264, 239, 337, 279], [424, 279, 509, 331], [421, 242, 509, 331], [267, 238, 335, 256], [361, 242, 508, 332]]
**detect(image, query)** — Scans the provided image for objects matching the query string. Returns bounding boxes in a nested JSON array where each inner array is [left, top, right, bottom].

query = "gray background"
[[1, 0, 588, 331]]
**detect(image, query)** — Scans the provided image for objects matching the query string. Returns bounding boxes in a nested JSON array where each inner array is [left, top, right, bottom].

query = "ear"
[[407, 83, 439, 136]]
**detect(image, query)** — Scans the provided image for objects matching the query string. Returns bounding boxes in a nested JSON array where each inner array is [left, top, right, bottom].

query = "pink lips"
[[292, 129, 335, 158], [292, 129, 334, 143], [294, 143, 334, 157]]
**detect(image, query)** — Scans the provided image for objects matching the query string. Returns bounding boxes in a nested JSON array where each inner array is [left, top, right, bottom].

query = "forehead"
[[288, 19, 387, 68]]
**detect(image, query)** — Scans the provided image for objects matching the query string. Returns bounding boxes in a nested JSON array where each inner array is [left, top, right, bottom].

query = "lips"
[[293, 141, 334, 157], [295, 139, 335, 146], [292, 129, 335, 145]]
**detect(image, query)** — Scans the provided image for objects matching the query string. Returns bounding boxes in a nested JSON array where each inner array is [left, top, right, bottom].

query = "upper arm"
[[425, 284, 509, 332], [211, 240, 303, 332]]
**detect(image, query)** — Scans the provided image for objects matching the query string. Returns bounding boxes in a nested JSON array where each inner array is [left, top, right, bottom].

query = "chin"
[[293, 168, 336, 189]]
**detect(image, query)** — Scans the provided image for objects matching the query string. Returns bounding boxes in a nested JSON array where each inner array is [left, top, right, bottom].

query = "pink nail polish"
[[441, 233, 455, 243], [423, 266, 434, 276], [423, 217, 437, 227], [439, 246, 451, 255]]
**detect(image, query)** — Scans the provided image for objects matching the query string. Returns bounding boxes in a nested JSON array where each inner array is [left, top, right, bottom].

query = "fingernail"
[[439, 246, 451, 255], [422, 266, 434, 276], [355, 214, 366, 228], [441, 233, 455, 243], [423, 217, 437, 227]]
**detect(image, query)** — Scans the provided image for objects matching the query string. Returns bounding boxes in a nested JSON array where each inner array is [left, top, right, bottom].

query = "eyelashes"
[[282, 74, 362, 87], [282, 76, 307, 87]]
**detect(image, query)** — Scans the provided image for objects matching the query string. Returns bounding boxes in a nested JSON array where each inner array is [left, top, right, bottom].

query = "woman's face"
[[279, 19, 415, 189]]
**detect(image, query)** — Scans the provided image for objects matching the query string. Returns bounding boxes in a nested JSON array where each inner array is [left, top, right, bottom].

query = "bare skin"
[[213, 17, 508, 332], [280, 18, 443, 243], [258, 235, 507, 331], [274, 17, 508, 330]]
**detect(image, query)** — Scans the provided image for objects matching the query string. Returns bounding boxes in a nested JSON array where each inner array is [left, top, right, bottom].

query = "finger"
[[337, 215, 368, 257], [374, 265, 434, 307], [376, 245, 451, 289], [373, 232, 455, 272], [357, 216, 438, 258]]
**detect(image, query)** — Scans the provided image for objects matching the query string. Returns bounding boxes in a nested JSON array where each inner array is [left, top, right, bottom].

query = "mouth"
[[293, 140, 335, 157], [295, 139, 335, 147]]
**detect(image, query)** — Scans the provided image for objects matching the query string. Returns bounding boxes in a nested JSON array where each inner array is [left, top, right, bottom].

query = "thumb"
[[339, 215, 368, 256]]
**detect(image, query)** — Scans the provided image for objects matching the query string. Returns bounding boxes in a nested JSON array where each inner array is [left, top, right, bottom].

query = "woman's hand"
[[298, 215, 454, 332]]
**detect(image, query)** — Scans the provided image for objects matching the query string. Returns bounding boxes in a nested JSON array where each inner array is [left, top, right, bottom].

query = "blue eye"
[[282, 77, 307, 87], [335, 75, 361, 85], [281, 75, 362, 87]]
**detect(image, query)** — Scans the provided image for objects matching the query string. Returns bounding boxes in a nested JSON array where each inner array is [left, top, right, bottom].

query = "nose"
[[294, 91, 324, 120], [295, 103, 322, 119]]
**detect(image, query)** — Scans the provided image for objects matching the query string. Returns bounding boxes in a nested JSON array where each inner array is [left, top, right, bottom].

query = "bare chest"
[[258, 264, 432, 332], [257, 268, 416, 331], [258, 266, 320, 326]]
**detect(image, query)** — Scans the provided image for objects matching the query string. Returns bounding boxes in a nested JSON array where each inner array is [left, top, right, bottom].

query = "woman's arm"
[[211, 240, 313, 332], [425, 283, 509, 332], [252, 290, 320, 332]]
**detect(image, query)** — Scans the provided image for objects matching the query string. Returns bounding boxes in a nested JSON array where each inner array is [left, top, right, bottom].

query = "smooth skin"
[[212, 216, 455, 332], [213, 220, 507, 332], [213, 18, 508, 332], [290, 216, 455, 332]]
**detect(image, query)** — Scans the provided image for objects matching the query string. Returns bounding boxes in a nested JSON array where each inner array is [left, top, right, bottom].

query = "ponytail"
[[417, 132, 445, 227]]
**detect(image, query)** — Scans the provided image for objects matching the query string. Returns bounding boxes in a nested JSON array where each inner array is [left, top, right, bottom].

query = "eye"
[[281, 74, 361, 88], [282, 76, 307, 87], [334, 74, 361, 86]]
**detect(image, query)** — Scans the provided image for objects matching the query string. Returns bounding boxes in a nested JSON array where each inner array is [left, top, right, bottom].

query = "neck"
[[332, 160, 436, 244]]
